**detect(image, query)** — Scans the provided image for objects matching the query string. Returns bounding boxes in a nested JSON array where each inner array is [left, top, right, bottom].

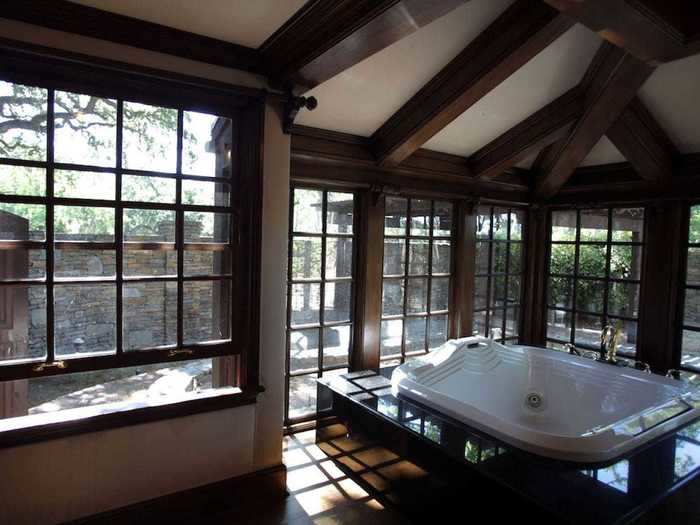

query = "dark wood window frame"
[[545, 207, 646, 357], [285, 185, 358, 425], [678, 203, 700, 374], [0, 42, 265, 444]]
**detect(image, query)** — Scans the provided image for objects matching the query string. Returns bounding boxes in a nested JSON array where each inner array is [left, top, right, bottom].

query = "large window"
[[0, 75, 254, 428], [286, 187, 355, 423], [680, 205, 700, 372], [473, 206, 525, 343], [380, 197, 453, 367], [546, 208, 645, 355]]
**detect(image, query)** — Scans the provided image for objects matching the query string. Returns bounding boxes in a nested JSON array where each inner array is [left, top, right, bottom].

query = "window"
[[380, 197, 453, 367], [472, 206, 525, 343], [286, 187, 356, 423], [0, 75, 257, 430], [680, 205, 700, 372], [546, 208, 645, 355]]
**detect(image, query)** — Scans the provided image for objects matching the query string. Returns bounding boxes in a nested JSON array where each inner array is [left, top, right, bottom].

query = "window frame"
[[544, 207, 646, 356], [0, 48, 264, 393], [678, 203, 700, 373]]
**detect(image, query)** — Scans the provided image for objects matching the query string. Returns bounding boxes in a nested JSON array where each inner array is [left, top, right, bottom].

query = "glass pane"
[[124, 209, 175, 242], [406, 277, 427, 314], [551, 211, 576, 241], [580, 209, 608, 241], [55, 249, 115, 278], [493, 208, 509, 240], [433, 201, 452, 237], [684, 289, 700, 328], [54, 284, 116, 357], [473, 310, 486, 336], [0, 165, 45, 196], [184, 212, 229, 243], [184, 249, 230, 277], [123, 281, 177, 350], [548, 276, 573, 308], [430, 277, 449, 312], [575, 313, 603, 348], [507, 276, 521, 304], [547, 309, 571, 342], [327, 192, 353, 234], [290, 328, 319, 373], [293, 188, 322, 233], [0, 203, 45, 240], [609, 281, 640, 318], [183, 111, 231, 177], [324, 325, 350, 368], [615, 319, 638, 355], [505, 307, 519, 338], [681, 330, 700, 369], [492, 242, 507, 273], [383, 238, 405, 276], [428, 315, 448, 350], [578, 244, 607, 278], [122, 174, 176, 204], [688, 248, 700, 286], [510, 210, 525, 241], [405, 317, 426, 354], [183, 280, 231, 343], [550, 243, 575, 275], [182, 179, 231, 207], [55, 170, 115, 200], [384, 197, 407, 236], [491, 275, 506, 307], [0, 248, 45, 280], [292, 237, 322, 280], [290, 283, 320, 327], [474, 276, 488, 310], [125, 249, 177, 277], [55, 206, 114, 241], [610, 245, 642, 280], [122, 101, 177, 173], [382, 279, 404, 316], [612, 208, 644, 242], [289, 373, 318, 419], [408, 240, 429, 275], [0, 285, 46, 362], [381, 319, 403, 357], [410, 199, 431, 236], [0, 81, 47, 161], [476, 207, 491, 239], [324, 281, 351, 323], [326, 237, 353, 279], [690, 206, 700, 244], [576, 279, 605, 313], [475, 241, 489, 275], [509, 243, 522, 274], [54, 91, 116, 167], [490, 309, 504, 339]]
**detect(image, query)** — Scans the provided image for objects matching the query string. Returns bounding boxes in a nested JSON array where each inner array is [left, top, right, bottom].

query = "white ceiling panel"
[[580, 136, 626, 167], [296, 0, 514, 135], [68, 0, 307, 47], [423, 24, 602, 157]]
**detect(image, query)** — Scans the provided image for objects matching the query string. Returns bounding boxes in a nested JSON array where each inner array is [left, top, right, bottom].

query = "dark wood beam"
[[543, 0, 700, 63], [260, 0, 468, 90], [371, 0, 573, 168], [470, 87, 584, 179], [606, 97, 677, 184], [1, 0, 261, 73], [534, 42, 655, 199]]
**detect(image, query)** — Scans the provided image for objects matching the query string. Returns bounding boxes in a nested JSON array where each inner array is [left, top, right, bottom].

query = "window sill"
[[0, 386, 261, 449]]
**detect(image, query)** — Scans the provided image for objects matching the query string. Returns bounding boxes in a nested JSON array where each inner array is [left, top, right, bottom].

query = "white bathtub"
[[391, 337, 700, 463]]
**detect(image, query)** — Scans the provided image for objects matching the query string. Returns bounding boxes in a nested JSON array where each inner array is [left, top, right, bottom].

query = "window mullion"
[[425, 200, 434, 352], [45, 88, 56, 365], [319, 191, 327, 376], [115, 100, 124, 356], [402, 198, 411, 362], [175, 110, 184, 348], [571, 209, 581, 346]]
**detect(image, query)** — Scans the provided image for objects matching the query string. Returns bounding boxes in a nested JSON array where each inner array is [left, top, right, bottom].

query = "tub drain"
[[526, 392, 543, 409]]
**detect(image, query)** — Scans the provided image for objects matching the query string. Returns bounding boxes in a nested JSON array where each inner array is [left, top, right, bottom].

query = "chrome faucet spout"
[[600, 325, 621, 364]]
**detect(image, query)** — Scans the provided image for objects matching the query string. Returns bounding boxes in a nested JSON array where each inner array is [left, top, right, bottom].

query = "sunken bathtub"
[[391, 337, 700, 463]]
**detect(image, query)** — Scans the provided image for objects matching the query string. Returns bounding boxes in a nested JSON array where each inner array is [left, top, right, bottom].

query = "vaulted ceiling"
[[6, 0, 699, 198]]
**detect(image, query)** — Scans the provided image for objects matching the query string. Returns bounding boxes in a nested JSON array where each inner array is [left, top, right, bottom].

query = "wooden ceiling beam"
[[469, 87, 584, 180], [534, 42, 655, 199], [260, 0, 468, 90], [543, 0, 700, 63], [605, 97, 677, 184], [371, 0, 574, 168]]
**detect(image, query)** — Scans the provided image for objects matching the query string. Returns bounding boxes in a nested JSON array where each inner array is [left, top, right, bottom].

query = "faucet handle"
[[666, 369, 682, 380], [633, 361, 651, 374]]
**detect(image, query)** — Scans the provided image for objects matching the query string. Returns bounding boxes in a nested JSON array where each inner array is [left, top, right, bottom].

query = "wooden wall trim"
[[2, 0, 262, 73]]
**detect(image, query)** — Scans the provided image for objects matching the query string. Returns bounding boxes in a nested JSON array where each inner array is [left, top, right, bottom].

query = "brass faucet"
[[600, 324, 622, 363]]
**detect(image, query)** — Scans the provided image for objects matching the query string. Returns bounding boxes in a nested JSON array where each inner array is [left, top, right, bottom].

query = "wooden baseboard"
[[64, 463, 287, 525]]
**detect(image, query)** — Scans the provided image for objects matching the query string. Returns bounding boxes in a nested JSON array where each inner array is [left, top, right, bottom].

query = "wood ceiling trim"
[[260, 0, 469, 90], [2, 0, 262, 73], [371, 0, 574, 169]]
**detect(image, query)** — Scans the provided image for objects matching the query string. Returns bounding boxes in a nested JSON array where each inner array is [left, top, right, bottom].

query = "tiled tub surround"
[[318, 370, 700, 524]]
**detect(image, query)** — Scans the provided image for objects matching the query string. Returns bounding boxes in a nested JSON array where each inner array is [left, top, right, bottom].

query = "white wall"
[[0, 20, 290, 525]]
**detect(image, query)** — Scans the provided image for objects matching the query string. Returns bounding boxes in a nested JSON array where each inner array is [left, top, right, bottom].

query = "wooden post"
[[451, 200, 476, 338], [521, 206, 549, 346]]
